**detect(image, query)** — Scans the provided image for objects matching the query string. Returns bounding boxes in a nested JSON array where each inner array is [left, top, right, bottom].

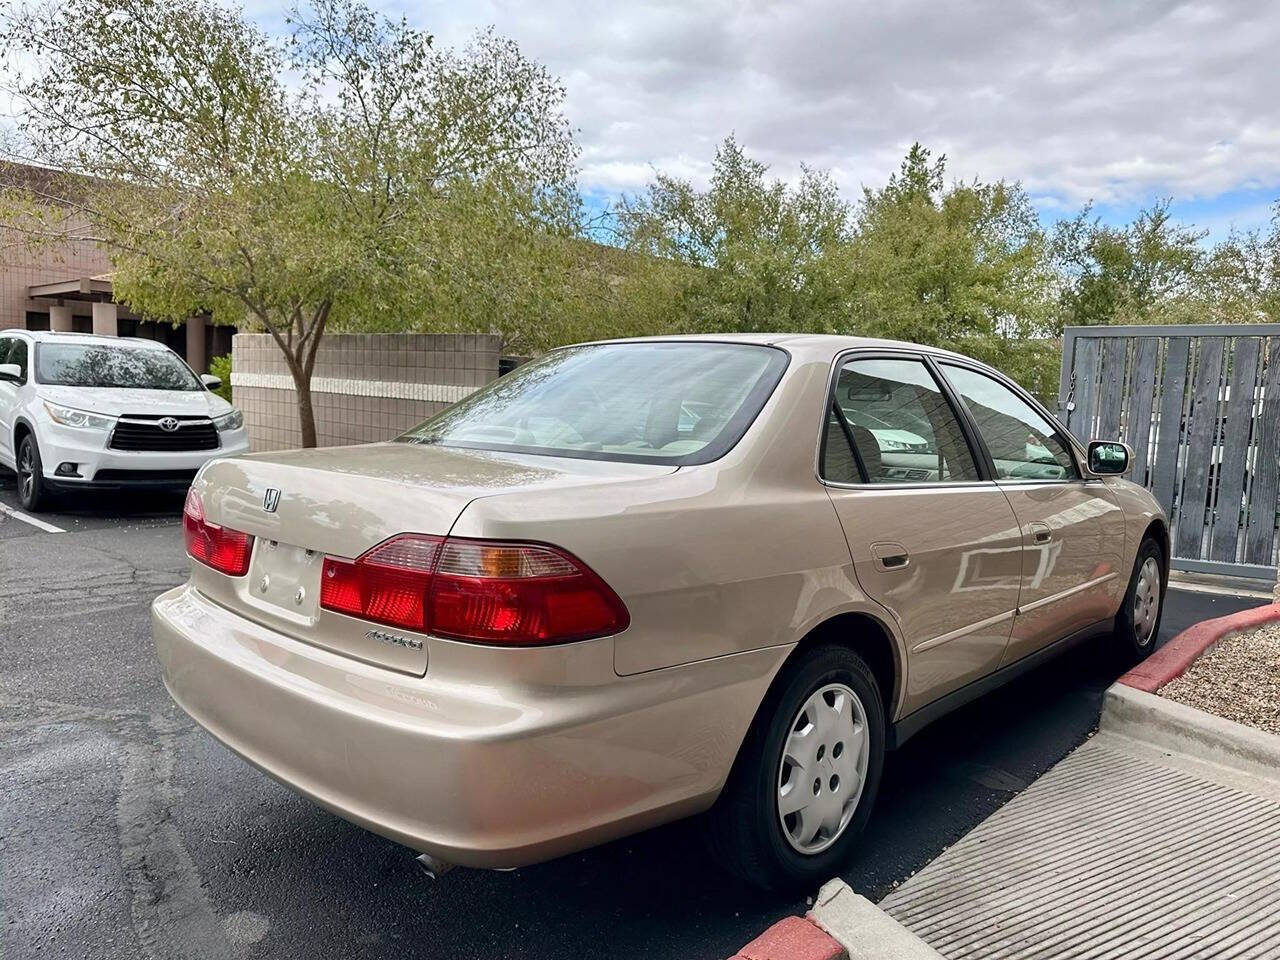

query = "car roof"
[[579, 332, 978, 363], [8, 330, 170, 350]]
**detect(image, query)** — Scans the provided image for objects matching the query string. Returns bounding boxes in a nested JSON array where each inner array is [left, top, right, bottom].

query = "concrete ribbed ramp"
[[880, 735, 1280, 959]]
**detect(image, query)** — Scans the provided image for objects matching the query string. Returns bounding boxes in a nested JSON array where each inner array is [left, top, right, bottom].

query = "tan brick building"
[[0, 162, 230, 372]]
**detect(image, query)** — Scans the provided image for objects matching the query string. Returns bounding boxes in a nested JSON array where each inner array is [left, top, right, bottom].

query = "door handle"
[[871, 541, 910, 571], [1030, 523, 1052, 544]]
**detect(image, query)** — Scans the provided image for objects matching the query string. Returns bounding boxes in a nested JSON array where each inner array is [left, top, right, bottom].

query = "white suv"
[[0, 330, 249, 512]]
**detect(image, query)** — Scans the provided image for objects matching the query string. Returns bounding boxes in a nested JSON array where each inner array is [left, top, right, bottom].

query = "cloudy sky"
[[352, 0, 1273, 241]]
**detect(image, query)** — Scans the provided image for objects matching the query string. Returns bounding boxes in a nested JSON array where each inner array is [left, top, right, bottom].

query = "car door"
[[0, 336, 19, 466], [821, 353, 1024, 716], [936, 362, 1126, 667]]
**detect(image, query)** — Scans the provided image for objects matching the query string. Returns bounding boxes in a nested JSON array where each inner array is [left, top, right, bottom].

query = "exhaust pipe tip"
[[414, 852, 456, 881]]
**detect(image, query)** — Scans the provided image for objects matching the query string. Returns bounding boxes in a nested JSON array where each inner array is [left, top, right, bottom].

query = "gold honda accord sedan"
[[152, 335, 1167, 889]]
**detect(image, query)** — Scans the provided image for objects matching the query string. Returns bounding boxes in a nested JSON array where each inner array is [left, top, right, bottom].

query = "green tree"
[[616, 135, 852, 332], [1198, 206, 1280, 323], [1051, 199, 1208, 326], [842, 144, 1059, 396], [1, 0, 580, 445]]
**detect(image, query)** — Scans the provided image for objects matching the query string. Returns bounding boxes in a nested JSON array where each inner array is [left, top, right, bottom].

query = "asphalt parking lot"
[[0, 469, 1269, 960]]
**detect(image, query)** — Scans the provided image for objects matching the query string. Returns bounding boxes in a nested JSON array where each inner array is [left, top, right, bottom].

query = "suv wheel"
[[705, 644, 885, 891], [1114, 536, 1165, 662], [16, 434, 51, 512]]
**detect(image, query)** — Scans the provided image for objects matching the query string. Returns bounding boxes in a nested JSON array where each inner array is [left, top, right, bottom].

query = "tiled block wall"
[[231, 333, 501, 451]]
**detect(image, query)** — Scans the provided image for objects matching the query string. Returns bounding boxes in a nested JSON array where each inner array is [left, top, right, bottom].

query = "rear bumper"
[[151, 584, 785, 868]]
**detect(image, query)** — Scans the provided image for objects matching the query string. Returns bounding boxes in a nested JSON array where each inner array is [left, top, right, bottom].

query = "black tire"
[[704, 644, 886, 892], [1113, 536, 1166, 662], [16, 433, 52, 513]]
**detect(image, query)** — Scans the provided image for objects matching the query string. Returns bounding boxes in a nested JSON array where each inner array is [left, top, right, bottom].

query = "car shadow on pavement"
[[0, 468, 186, 522]]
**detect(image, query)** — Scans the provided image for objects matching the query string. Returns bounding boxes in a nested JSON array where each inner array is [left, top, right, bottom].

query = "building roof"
[[27, 274, 116, 302]]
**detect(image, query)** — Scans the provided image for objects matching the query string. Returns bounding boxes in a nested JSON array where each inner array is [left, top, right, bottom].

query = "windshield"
[[36, 342, 201, 390], [398, 341, 788, 464]]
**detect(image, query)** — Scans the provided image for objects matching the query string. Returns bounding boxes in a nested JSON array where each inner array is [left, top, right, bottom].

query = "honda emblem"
[[263, 487, 281, 513]]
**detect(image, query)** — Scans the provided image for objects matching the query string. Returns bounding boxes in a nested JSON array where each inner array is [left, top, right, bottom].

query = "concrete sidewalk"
[[878, 730, 1280, 958]]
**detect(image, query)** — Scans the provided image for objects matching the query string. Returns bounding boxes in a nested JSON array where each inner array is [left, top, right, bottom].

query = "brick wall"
[[0, 223, 113, 331], [231, 333, 501, 451]]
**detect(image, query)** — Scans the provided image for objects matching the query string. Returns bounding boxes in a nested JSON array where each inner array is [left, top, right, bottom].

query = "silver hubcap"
[[777, 682, 869, 855], [17, 442, 34, 503], [1133, 557, 1161, 646]]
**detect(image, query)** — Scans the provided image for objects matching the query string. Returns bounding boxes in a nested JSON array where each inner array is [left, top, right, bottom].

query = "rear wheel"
[[705, 644, 885, 891], [1113, 536, 1165, 662], [16, 434, 52, 513]]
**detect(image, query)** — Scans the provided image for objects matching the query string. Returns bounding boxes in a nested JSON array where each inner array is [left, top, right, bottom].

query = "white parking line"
[[0, 500, 66, 534]]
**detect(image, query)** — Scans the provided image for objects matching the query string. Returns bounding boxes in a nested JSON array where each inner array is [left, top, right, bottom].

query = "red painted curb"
[[728, 915, 846, 960], [1118, 601, 1280, 693]]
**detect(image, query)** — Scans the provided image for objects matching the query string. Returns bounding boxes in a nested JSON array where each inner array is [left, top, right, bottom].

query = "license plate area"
[[246, 540, 323, 623]]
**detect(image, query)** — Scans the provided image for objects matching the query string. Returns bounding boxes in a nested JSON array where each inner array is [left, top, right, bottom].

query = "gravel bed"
[[1161, 622, 1280, 734]]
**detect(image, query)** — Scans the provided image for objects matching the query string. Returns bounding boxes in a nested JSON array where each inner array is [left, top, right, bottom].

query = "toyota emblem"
[[158, 417, 180, 432]]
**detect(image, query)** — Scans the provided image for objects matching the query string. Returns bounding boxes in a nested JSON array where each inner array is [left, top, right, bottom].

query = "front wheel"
[[1113, 536, 1166, 662], [704, 644, 885, 891], [16, 434, 52, 513]]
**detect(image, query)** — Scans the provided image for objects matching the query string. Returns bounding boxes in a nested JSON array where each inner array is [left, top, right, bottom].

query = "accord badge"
[[366, 628, 423, 651]]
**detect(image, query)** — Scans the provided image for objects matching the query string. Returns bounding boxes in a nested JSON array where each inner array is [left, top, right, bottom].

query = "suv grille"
[[109, 416, 219, 451]]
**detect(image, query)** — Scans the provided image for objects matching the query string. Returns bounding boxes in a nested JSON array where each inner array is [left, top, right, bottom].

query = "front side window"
[[823, 356, 980, 484], [399, 341, 788, 465], [36, 343, 201, 390], [940, 364, 1079, 481]]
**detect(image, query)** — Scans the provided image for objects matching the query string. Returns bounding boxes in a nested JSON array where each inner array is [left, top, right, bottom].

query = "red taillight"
[[320, 535, 443, 632], [319, 534, 629, 645], [183, 488, 253, 577]]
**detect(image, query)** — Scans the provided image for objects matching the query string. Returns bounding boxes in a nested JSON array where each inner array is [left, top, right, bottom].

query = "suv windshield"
[[398, 341, 788, 464], [36, 342, 201, 390]]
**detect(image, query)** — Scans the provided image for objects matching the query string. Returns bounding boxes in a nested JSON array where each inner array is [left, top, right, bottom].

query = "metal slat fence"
[[1059, 324, 1280, 579]]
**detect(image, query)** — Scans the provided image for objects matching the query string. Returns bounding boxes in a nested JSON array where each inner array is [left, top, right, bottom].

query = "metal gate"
[[1058, 323, 1280, 580]]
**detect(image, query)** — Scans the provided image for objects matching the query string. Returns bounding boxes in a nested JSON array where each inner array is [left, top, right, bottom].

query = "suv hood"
[[37, 385, 230, 417], [199, 441, 677, 558]]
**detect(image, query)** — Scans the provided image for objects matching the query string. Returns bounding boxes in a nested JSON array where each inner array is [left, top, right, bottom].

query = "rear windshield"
[[36, 342, 201, 390], [398, 342, 788, 464]]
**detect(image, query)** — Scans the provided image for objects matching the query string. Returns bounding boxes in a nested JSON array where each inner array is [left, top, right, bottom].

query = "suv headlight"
[[43, 401, 116, 431], [213, 409, 244, 432]]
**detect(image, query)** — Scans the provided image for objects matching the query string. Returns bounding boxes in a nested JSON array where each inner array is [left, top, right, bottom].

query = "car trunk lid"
[[191, 442, 673, 674]]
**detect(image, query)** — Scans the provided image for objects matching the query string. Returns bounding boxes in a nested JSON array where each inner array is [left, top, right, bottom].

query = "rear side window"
[[3, 338, 29, 383], [399, 342, 788, 465], [823, 357, 980, 484], [939, 364, 1079, 481]]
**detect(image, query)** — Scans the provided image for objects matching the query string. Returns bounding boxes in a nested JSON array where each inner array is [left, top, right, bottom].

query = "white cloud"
[[385, 0, 1280, 218]]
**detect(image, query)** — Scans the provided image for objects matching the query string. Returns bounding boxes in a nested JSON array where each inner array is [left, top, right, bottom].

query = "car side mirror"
[[1088, 440, 1131, 476], [200, 373, 223, 391], [0, 362, 21, 382]]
